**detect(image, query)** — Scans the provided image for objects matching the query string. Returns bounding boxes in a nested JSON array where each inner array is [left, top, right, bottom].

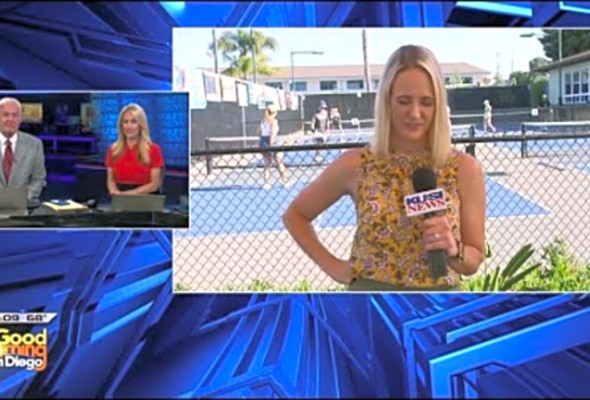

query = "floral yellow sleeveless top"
[[349, 147, 462, 288]]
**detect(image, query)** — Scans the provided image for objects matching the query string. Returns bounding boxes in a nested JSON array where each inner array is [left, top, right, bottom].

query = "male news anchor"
[[0, 97, 46, 203]]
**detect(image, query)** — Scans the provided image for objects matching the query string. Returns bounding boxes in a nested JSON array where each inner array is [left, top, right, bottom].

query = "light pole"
[[558, 29, 563, 105], [520, 30, 563, 105], [251, 29, 257, 83], [290, 50, 324, 92]]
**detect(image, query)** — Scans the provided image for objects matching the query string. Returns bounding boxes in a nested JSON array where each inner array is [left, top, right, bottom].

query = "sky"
[[173, 27, 549, 79]]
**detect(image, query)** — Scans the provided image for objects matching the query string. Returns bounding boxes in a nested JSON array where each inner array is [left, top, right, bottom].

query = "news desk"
[[0, 204, 189, 228]]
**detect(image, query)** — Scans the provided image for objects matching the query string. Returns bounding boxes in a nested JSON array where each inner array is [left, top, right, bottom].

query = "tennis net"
[[450, 109, 539, 133], [495, 120, 590, 161], [522, 120, 590, 136], [202, 124, 477, 174]]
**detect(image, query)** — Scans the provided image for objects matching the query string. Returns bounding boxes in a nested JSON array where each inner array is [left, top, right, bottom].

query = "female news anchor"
[[105, 103, 164, 195], [282, 45, 487, 291]]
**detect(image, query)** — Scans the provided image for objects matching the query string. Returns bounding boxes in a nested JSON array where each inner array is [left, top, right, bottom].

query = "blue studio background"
[[90, 92, 189, 169], [1, 1, 590, 399]]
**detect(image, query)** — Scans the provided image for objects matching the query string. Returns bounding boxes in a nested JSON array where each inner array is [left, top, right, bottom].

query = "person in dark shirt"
[[539, 94, 550, 108], [310, 100, 329, 161], [538, 94, 553, 122]]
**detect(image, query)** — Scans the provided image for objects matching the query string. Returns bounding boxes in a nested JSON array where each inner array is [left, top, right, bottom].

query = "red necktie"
[[3, 140, 13, 183]]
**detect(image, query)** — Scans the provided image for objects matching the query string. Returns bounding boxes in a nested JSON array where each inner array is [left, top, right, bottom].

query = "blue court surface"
[[255, 148, 348, 168], [184, 177, 548, 237], [494, 137, 590, 175]]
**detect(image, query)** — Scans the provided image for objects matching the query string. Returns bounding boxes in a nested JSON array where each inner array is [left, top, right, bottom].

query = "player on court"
[[483, 99, 496, 133], [257, 104, 290, 189], [311, 100, 330, 161]]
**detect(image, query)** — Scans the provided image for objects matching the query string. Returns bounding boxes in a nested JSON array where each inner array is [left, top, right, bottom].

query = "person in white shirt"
[[256, 104, 290, 189], [483, 99, 496, 133]]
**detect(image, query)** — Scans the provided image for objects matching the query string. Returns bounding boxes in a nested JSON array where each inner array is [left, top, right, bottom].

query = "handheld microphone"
[[405, 167, 448, 279]]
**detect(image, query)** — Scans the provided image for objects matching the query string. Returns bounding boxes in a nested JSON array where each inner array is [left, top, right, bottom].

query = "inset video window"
[[0, 91, 190, 229]]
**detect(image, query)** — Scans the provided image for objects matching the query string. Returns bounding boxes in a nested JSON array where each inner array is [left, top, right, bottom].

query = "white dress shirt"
[[0, 133, 18, 157]]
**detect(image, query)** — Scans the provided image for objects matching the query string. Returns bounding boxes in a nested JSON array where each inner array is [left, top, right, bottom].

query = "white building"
[[251, 62, 491, 94], [535, 50, 590, 105]]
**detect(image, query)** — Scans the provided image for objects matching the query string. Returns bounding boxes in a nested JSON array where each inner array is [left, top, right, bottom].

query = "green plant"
[[249, 279, 275, 291], [221, 279, 343, 292], [462, 243, 542, 292], [485, 242, 493, 258], [463, 239, 590, 292], [174, 282, 190, 292], [513, 239, 590, 291]]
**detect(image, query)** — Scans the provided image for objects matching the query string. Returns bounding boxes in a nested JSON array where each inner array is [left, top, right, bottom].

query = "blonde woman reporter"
[[283, 45, 487, 291]]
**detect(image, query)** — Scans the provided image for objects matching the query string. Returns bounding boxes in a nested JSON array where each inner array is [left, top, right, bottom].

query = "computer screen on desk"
[[111, 194, 166, 212], [0, 188, 28, 216]]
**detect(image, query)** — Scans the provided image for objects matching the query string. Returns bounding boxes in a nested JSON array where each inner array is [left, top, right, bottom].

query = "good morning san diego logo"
[[0, 313, 56, 372]]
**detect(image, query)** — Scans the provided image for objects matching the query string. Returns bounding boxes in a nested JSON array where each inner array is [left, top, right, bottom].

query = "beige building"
[[252, 62, 491, 94]]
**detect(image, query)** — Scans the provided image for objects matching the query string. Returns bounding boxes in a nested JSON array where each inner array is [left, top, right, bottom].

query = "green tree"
[[529, 56, 550, 72], [494, 72, 504, 86], [509, 71, 531, 86], [208, 29, 278, 79], [538, 29, 590, 61], [530, 77, 548, 107]]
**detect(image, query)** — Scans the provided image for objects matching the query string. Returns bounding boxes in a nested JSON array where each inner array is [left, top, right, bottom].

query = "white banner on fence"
[[236, 82, 249, 107], [221, 75, 237, 103]]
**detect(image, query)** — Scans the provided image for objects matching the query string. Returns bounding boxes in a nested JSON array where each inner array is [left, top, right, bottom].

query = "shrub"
[[513, 239, 590, 291], [461, 243, 541, 292], [462, 239, 590, 292]]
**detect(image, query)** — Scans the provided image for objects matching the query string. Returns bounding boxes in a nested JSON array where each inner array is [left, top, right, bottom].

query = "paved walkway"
[[476, 143, 590, 271]]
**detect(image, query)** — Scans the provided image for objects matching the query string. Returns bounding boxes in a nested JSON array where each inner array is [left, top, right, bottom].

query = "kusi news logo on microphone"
[[404, 188, 447, 217]]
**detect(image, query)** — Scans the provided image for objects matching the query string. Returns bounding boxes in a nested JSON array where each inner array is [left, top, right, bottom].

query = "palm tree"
[[208, 29, 278, 80]]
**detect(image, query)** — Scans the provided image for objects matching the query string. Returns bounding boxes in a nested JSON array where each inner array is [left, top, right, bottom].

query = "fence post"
[[205, 138, 212, 175], [520, 123, 527, 158], [241, 106, 247, 147], [466, 124, 476, 157]]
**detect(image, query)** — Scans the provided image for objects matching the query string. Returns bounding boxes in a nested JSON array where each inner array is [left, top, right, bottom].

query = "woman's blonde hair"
[[265, 104, 277, 119], [111, 103, 153, 164], [370, 45, 452, 169]]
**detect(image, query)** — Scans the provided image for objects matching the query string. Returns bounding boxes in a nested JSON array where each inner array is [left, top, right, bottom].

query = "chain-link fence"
[[174, 122, 590, 292]]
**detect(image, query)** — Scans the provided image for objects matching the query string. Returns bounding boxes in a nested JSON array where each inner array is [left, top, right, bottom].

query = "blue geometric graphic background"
[[0, 1, 589, 399]]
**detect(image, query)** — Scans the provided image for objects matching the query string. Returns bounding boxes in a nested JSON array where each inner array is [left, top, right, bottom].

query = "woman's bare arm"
[[107, 168, 120, 195], [283, 149, 362, 284], [449, 152, 487, 275]]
